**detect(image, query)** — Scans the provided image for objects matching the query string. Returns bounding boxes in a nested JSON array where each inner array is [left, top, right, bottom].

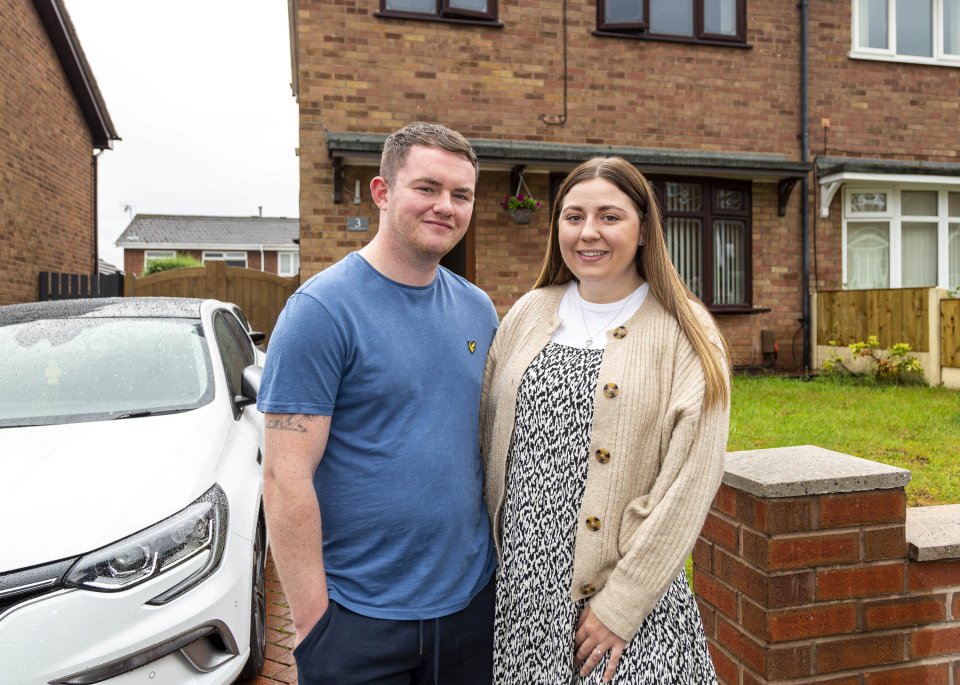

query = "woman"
[[481, 157, 730, 684]]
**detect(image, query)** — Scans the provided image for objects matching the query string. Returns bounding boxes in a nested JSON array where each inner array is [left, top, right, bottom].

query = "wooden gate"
[[942, 299, 960, 369], [124, 261, 298, 346]]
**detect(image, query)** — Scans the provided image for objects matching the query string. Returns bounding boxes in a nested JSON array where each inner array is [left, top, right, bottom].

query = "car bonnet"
[[0, 402, 229, 572]]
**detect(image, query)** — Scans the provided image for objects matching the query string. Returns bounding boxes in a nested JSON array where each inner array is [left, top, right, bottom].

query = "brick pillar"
[[694, 445, 960, 684]]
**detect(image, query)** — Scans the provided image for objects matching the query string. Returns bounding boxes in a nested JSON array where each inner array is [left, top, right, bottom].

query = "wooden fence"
[[815, 287, 930, 351], [124, 261, 298, 345], [943, 299, 960, 368]]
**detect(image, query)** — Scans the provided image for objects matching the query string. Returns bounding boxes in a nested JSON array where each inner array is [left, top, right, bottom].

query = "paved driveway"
[[238, 552, 298, 684]]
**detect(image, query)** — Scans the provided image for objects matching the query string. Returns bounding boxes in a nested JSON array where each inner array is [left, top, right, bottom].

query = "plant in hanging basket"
[[501, 193, 543, 224]]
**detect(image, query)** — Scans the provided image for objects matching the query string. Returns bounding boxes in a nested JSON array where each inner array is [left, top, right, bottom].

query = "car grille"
[[0, 558, 77, 614]]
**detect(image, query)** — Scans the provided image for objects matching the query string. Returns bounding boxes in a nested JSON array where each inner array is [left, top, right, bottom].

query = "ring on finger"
[[593, 646, 603, 656]]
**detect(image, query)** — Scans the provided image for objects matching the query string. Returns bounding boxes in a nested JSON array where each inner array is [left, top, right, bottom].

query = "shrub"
[[821, 335, 924, 384], [143, 255, 202, 276]]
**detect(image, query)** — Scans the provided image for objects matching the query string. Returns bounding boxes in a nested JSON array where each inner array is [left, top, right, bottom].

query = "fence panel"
[[816, 288, 930, 352], [38, 272, 124, 300], [125, 261, 298, 345], [942, 299, 960, 368]]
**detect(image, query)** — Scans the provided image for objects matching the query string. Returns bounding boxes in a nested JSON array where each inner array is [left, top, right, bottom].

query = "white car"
[[0, 298, 267, 685]]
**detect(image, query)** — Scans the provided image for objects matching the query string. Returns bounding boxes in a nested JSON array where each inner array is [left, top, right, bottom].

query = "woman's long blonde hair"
[[533, 157, 731, 408]]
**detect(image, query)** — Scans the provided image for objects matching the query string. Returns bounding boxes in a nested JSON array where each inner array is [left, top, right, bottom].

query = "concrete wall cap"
[[723, 445, 911, 498], [906, 504, 960, 561]]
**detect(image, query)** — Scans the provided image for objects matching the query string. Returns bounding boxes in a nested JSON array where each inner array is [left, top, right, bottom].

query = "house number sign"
[[347, 217, 368, 232]]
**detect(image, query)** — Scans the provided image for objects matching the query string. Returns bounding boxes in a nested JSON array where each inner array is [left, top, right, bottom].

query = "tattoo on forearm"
[[266, 415, 318, 433]]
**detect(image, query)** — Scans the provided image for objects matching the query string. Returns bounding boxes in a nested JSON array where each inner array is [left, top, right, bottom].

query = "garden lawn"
[[729, 375, 960, 505]]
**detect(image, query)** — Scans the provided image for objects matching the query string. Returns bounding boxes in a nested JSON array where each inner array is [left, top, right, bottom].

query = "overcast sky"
[[64, 0, 300, 267]]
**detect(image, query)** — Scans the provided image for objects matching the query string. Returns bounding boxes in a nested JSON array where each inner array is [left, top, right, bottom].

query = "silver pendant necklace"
[[577, 286, 633, 348]]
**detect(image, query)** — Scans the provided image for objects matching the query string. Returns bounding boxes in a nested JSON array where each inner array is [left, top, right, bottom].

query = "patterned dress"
[[493, 343, 717, 685]]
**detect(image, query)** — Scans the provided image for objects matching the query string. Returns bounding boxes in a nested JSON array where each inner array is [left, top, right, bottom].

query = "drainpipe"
[[92, 149, 104, 286], [800, 0, 811, 372], [260, 245, 265, 272]]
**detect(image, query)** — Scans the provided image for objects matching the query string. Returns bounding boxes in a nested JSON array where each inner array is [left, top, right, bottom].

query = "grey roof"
[[817, 155, 960, 177], [116, 214, 300, 249]]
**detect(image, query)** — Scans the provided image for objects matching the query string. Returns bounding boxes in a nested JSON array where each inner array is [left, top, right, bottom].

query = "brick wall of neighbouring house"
[[696, 452, 960, 684], [0, 0, 96, 305], [295, 0, 807, 367], [807, 0, 960, 292]]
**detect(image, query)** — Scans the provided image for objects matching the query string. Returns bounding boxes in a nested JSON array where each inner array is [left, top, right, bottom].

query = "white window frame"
[[144, 250, 176, 267], [277, 251, 300, 277], [851, 0, 960, 67], [202, 251, 248, 268], [841, 183, 957, 289]]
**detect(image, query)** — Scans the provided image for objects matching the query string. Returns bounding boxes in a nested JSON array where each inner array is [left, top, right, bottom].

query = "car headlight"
[[64, 484, 228, 604]]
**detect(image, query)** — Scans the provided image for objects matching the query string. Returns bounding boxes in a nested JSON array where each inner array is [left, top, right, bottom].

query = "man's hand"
[[574, 604, 628, 683]]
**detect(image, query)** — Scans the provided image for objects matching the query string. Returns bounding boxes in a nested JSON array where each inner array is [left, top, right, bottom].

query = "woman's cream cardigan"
[[481, 284, 730, 642]]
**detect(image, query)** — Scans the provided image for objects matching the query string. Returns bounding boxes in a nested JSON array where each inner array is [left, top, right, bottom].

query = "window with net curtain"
[[845, 187, 960, 290], [659, 180, 749, 307]]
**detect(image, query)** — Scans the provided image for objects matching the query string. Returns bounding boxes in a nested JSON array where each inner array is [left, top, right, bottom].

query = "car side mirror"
[[234, 365, 263, 407], [249, 331, 265, 345]]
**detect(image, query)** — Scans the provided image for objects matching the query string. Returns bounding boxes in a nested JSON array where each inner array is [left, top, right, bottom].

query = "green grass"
[[728, 375, 960, 505]]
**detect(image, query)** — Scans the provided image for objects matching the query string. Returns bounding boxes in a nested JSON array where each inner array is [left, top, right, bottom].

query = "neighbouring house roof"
[[115, 215, 301, 250], [33, 0, 119, 149], [98, 258, 120, 275], [325, 132, 811, 180]]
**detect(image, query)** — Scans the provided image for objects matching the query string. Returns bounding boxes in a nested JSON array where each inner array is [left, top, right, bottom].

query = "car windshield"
[[0, 317, 214, 427]]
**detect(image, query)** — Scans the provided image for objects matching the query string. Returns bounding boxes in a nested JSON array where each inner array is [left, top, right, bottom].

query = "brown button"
[[586, 516, 601, 531], [595, 449, 610, 464], [603, 383, 619, 398], [580, 582, 597, 595], [613, 326, 627, 339]]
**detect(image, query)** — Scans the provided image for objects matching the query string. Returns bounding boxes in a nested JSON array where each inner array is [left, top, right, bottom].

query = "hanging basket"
[[507, 207, 535, 224]]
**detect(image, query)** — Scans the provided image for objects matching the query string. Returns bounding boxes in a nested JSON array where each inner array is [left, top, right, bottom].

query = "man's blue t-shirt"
[[257, 252, 498, 620]]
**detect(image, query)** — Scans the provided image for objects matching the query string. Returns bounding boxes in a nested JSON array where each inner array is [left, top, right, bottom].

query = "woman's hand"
[[574, 604, 627, 682]]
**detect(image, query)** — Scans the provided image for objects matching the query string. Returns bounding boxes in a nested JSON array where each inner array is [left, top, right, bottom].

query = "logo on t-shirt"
[[467, 340, 477, 354]]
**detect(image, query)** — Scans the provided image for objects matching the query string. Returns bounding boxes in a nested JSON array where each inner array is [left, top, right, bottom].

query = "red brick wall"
[[0, 0, 96, 305], [697, 483, 960, 683], [295, 0, 809, 364], [124, 248, 288, 276]]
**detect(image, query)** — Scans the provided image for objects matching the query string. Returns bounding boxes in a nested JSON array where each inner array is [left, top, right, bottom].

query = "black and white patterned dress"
[[493, 343, 717, 685]]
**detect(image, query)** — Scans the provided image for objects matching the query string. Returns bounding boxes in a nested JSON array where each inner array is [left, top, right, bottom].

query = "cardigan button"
[[613, 326, 627, 339], [603, 383, 619, 398], [586, 516, 601, 531], [595, 449, 610, 464], [580, 582, 597, 595]]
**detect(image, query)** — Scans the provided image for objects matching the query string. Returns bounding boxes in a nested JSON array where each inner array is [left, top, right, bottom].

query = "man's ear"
[[371, 176, 389, 210]]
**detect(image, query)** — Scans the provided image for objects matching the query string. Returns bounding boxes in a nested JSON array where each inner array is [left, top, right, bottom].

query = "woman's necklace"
[[577, 287, 633, 348]]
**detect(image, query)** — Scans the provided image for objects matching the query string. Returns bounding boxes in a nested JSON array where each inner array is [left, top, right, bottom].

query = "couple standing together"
[[257, 122, 731, 685]]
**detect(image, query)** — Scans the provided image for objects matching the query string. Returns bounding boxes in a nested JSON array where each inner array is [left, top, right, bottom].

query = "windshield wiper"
[[111, 408, 185, 420]]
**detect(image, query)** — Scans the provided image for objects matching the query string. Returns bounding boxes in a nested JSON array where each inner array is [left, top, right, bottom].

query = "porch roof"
[[325, 132, 811, 181]]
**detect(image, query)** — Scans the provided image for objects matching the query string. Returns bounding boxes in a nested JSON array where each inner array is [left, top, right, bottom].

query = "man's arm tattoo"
[[265, 415, 319, 433]]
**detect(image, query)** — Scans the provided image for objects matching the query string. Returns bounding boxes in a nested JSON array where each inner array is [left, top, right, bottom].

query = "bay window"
[[656, 178, 751, 308], [843, 186, 960, 290], [853, 0, 960, 66]]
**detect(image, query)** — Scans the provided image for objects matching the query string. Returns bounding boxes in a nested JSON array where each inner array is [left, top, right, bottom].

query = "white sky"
[[64, 0, 300, 267]]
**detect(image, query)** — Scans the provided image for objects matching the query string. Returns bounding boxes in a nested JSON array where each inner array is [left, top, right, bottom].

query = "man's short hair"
[[379, 122, 479, 185]]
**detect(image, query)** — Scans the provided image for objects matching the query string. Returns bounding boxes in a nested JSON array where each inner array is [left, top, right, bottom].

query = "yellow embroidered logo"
[[467, 340, 477, 354]]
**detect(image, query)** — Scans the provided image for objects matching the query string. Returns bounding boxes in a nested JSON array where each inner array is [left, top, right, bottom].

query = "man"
[[257, 122, 497, 685]]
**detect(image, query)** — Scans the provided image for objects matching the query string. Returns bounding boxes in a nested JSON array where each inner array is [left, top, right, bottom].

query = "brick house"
[[0, 0, 118, 305], [116, 214, 300, 277], [287, 0, 960, 368]]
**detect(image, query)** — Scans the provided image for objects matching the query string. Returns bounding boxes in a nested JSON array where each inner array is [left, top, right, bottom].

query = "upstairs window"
[[380, 0, 498, 23], [853, 0, 960, 66], [597, 0, 746, 44]]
